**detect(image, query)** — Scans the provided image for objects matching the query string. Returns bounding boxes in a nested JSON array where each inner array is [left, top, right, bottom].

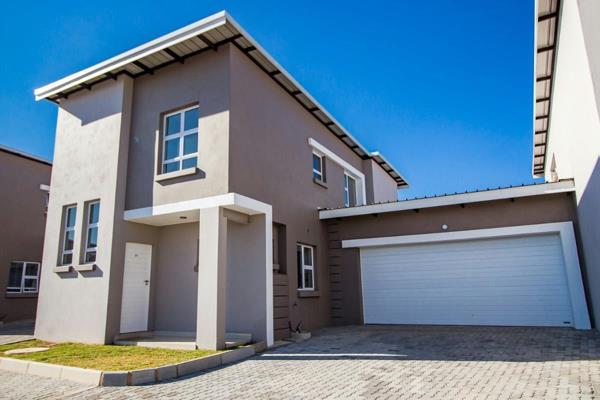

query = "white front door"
[[120, 242, 152, 333]]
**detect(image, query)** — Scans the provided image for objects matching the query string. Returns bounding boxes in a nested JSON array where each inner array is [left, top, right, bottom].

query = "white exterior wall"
[[544, 0, 600, 325]]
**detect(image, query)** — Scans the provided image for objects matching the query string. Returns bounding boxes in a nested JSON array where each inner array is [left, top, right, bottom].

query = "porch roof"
[[124, 193, 270, 226]]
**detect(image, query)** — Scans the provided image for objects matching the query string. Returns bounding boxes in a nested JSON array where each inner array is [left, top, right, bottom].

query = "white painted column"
[[196, 206, 228, 350]]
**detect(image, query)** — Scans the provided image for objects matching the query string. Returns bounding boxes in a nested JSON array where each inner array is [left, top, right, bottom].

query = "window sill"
[[6, 292, 38, 298], [313, 178, 328, 189], [76, 263, 97, 272], [297, 290, 320, 298], [155, 167, 197, 182], [53, 265, 73, 273]]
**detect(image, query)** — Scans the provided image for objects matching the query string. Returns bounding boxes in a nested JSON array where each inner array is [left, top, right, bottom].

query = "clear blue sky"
[[0, 0, 537, 199]]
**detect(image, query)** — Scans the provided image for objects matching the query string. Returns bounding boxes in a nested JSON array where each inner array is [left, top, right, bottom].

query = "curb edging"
[[0, 341, 266, 387]]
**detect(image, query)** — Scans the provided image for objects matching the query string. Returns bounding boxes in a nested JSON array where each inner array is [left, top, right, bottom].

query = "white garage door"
[[360, 234, 576, 327]]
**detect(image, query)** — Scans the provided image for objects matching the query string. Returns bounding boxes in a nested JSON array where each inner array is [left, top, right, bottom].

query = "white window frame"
[[297, 244, 315, 290], [84, 201, 100, 263], [344, 173, 358, 207], [61, 205, 77, 265], [162, 105, 199, 173], [308, 138, 366, 205], [7, 262, 40, 294], [312, 152, 324, 182]]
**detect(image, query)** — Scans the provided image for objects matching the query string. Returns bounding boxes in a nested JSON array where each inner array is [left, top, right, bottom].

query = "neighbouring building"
[[0, 145, 51, 323], [532, 0, 600, 326], [31, 3, 596, 350]]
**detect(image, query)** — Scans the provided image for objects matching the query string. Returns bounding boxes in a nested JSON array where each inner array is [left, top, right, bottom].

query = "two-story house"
[[33, 6, 595, 350], [32, 12, 407, 349], [0, 145, 51, 324]]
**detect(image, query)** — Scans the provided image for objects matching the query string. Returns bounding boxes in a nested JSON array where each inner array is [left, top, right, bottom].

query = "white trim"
[[297, 244, 315, 290], [39, 184, 50, 192], [34, 12, 229, 101], [320, 180, 575, 219], [308, 138, 366, 205], [7, 261, 40, 294], [343, 221, 591, 330], [61, 205, 77, 265], [83, 201, 100, 263], [312, 152, 324, 182], [344, 173, 357, 207], [161, 106, 199, 174]]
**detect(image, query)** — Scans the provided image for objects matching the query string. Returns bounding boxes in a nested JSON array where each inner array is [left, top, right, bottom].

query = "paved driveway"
[[1, 325, 600, 399]]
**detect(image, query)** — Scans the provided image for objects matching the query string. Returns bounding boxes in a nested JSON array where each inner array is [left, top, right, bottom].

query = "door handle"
[[144, 280, 150, 285]]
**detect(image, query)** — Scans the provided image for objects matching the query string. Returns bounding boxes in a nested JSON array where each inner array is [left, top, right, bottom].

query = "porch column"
[[196, 206, 228, 350]]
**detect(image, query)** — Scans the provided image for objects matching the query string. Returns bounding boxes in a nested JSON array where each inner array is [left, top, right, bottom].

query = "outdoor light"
[[441, 224, 448, 230]]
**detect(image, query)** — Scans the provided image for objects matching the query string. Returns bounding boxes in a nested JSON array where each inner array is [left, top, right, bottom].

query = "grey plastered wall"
[[362, 159, 399, 204], [0, 151, 51, 322], [35, 77, 134, 343], [327, 193, 579, 325], [226, 215, 268, 342], [227, 44, 386, 332], [152, 222, 198, 333], [125, 46, 231, 210]]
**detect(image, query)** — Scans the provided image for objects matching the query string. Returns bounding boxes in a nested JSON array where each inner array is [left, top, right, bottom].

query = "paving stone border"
[[0, 341, 266, 387]]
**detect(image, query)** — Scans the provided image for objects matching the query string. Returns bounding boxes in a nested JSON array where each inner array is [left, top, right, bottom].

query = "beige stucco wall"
[[544, 0, 600, 327], [328, 193, 579, 325], [0, 151, 51, 323], [125, 46, 231, 210], [35, 77, 133, 343]]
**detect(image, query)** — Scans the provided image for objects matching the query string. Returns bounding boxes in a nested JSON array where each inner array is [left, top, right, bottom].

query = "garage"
[[322, 183, 591, 330], [360, 233, 575, 327]]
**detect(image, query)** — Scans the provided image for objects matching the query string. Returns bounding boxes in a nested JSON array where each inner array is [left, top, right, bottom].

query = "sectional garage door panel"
[[360, 234, 574, 327]]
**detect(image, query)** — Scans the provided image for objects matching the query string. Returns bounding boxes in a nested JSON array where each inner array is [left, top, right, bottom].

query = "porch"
[[114, 332, 252, 351], [118, 193, 273, 351]]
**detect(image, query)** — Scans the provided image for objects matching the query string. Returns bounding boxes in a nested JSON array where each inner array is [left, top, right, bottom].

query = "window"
[[273, 223, 287, 273], [61, 205, 77, 265], [162, 106, 199, 173], [297, 244, 315, 290], [84, 201, 100, 263], [7, 262, 40, 293], [312, 152, 325, 182], [344, 173, 357, 207]]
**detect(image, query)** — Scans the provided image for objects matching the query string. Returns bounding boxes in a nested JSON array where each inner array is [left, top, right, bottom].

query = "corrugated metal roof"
[[34, 11, 408, 187], [0, 144, 52, 166], [533, 0, 560, 177]]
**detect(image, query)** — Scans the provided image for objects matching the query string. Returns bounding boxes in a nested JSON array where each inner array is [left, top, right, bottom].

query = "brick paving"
[[1, 325, 600, 399]]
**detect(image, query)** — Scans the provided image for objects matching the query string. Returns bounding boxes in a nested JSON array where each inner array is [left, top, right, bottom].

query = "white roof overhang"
[[34, 11, 408, 187]]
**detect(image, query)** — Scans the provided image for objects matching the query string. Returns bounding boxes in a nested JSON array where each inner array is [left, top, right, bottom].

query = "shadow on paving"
[[250, 325, 600, 363]]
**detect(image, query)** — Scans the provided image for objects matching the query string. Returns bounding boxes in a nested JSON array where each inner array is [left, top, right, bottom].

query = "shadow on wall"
[[576, 157, 600, 328], [252, 325, 600, 362]]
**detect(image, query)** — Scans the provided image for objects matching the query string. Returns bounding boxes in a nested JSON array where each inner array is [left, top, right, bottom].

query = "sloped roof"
[[533, 0, 561, 177], [34, 11, 408, 187]]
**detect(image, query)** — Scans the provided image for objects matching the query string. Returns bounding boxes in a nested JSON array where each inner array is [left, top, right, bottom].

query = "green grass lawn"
[[0, 340, 219, 371]]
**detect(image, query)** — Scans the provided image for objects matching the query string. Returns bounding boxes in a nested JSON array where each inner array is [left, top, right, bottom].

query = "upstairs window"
[[84, 201, 100, 263], [312, 152, 325, 182], [162, 106, 199, 173], [61, 205, 77, 265], [7, 262, 40, 293], [344, 173, 357, 207], [297, 244, 315, 290]]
